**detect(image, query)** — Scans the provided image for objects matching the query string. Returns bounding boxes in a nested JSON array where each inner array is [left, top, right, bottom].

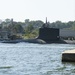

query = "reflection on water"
[[0, 43, 75, 75]]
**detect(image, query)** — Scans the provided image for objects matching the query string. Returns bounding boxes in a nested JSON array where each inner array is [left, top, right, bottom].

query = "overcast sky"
[[0, 0, 75, 22]]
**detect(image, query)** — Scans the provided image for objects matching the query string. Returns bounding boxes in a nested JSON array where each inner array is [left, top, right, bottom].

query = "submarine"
[[21, 18, 68, 44], [23, 18, 75, 44]]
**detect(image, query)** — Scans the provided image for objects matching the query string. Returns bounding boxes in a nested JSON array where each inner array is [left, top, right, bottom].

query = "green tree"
[[5, 19, 11, 23], [25, 24, 34, 34], [14, 24, 24, 33], [71, 21, 75, 30]]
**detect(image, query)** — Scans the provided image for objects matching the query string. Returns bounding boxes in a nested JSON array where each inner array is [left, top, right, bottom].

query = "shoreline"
[[1, 39, 75, 44]]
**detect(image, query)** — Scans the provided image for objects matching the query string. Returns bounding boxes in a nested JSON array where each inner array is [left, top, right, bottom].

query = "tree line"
[[0, 19, 75, 39]]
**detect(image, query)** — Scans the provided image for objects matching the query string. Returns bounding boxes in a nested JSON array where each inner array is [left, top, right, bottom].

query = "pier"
[[62, 49, 75, 62]]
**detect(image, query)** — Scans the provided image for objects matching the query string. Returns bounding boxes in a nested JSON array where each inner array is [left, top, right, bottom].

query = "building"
[[60, 29, 75, 40]]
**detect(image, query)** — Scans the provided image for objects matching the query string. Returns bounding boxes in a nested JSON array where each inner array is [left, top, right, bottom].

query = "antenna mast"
[[46, 17, 47, 24]]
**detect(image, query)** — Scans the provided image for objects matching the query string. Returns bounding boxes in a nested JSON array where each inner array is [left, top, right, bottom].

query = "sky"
[[0, 0, 75, 22]]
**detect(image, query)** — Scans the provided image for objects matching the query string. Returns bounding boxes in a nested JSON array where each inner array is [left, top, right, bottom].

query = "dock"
[[62, 49, 75, 62]]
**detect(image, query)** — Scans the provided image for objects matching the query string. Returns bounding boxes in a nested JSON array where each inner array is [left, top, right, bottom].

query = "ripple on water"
[[0, 43, 75, 75], [0, 66, 13, 69]]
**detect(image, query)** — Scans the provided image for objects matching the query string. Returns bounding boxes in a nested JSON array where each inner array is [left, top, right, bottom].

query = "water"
[[0, 43, 75, 75]]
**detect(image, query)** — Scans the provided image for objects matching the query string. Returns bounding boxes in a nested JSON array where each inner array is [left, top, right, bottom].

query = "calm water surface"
[[0, 43, 75, 75]]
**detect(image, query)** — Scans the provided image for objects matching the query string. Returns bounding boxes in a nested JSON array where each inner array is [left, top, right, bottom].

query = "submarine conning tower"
[[38, 18, 60, 43]]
